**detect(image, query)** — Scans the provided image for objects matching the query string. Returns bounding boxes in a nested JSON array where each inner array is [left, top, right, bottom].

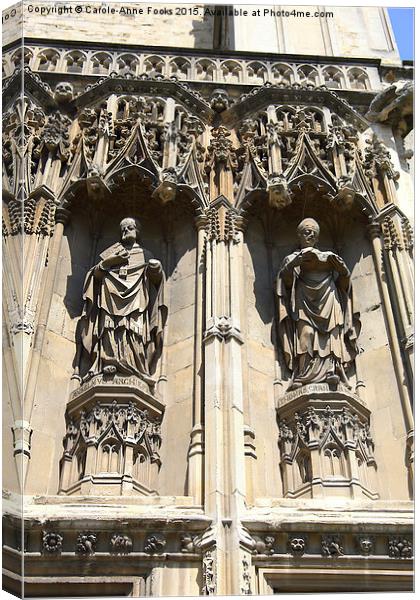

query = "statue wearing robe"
[[276, 218, 360, 390], [76, 218, 167, 386]]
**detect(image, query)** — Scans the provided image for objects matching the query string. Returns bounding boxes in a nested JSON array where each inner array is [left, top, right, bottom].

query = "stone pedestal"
[[276, 383, 378, 500], [59, 375, 165, 496]]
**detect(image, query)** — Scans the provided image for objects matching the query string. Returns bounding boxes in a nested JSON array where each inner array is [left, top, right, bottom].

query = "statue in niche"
[[75, 217, 167, 387], [276, 218, 360, 391]]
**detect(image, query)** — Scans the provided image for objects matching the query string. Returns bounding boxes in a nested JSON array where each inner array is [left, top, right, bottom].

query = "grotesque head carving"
[[358, 536, 373, 556], [289, 536, 306, 555], [210, 88, 230, 113], [54, 81, 74, 104]]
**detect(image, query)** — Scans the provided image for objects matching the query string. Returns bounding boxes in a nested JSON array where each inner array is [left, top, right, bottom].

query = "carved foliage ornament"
[[110, 533, 133, 554], [205, 126, 238, 170], [388, 537, 413, 559], [363, 135, 399, 181]]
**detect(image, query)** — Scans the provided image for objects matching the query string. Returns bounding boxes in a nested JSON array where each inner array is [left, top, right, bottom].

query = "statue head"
[[54, 81, 74, 104], [210, 88, 230, 113], [297, 218, 320, 248], [120, 217, 140, 246]]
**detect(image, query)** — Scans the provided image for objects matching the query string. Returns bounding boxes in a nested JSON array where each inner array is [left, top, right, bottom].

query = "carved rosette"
[[276, 384, 378, 499], [42, 531, 63, 555], [59, 376, 164, 496]]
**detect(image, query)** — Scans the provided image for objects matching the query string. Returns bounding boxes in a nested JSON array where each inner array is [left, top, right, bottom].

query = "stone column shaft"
[[187, 223, 206, 504], [368, 225, 413, 464]]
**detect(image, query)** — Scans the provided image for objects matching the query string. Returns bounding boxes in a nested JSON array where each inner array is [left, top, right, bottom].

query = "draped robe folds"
[[277, 248, 360, 389], [80, 243, 167, 382]]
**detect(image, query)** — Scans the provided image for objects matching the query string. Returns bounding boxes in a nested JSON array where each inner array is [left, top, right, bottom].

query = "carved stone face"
[[359, 537, 373, 555], [297, 218, 320, 248], [120, 218, 138, 245], [54, 81, 74, 104], [263, 535, 275, 553], [289, 537, 305, 554], [210, 89, 230, 113]]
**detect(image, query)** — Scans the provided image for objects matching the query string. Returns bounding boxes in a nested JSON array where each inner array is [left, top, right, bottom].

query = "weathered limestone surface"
[[2, 2, 413, 597]]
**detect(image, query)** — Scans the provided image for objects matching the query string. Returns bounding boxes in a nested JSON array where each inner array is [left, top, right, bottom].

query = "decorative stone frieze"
[[3, 44, 377, 92]]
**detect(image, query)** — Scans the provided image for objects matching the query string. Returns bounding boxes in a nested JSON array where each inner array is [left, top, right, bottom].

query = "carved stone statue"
[[276, 218, 359, 390], [76, 217, 167, 386]]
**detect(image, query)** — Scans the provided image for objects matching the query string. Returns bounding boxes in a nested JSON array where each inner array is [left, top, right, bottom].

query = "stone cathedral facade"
[[2, 2, 414, 596]]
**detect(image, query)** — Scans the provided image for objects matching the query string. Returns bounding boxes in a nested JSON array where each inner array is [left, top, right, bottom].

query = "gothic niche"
[[275, 219, 377, 499], [59, 216, 167, 496]]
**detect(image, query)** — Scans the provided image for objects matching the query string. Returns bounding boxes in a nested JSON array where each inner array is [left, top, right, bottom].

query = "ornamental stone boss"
[[75, 217, 167, 386], [276, 218, 360, 390]]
